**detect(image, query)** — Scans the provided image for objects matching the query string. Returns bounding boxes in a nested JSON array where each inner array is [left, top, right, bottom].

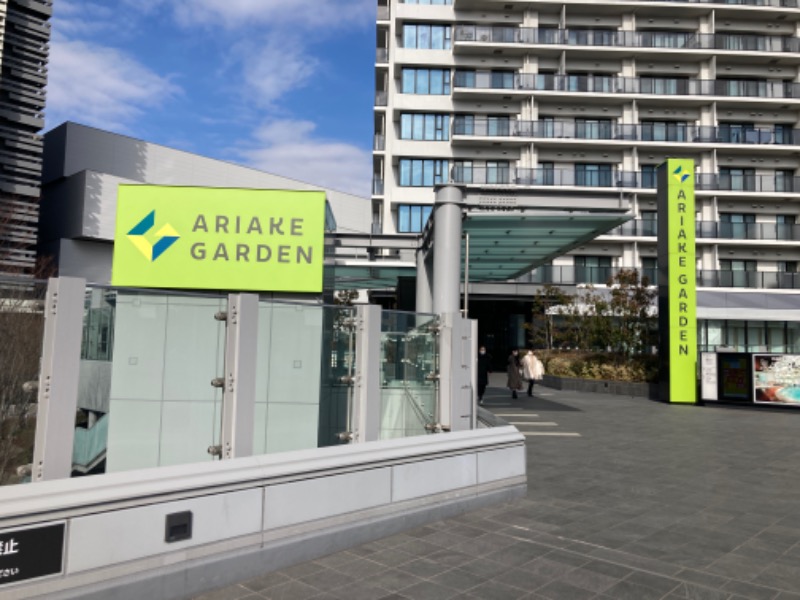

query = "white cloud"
[[237, 36, 318, 107], [169, 0, 375, 30], [45, 39, 180, 132], [237, 120, 371, 197]]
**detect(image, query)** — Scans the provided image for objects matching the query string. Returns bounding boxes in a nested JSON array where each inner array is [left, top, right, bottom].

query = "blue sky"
[[46, 0, 376, 197]]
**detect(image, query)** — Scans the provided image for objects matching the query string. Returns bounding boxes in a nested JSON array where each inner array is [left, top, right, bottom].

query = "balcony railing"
[[375, 91, 387, 106], [641, 0, 797, 5], [452, 73, 800, 99], [376, 48, 388, 64], [377, 6, 389, 20], [373, 134, 385, 151], [454, 26, 800, 54], [450, 166, 800, 192], [451, 117, 800, 146], [527, 266, 800, 289], [609, 220, 800, 240], [372, 178, 384, 196]]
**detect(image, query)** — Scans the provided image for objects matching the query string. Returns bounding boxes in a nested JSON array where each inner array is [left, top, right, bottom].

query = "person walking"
[[522, 350, 544, 397], [477, 345, 491, 405], [507, 348, 522, 400]]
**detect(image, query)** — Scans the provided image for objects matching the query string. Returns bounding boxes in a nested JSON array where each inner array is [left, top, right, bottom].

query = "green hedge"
[[538, 351, 658, 383]]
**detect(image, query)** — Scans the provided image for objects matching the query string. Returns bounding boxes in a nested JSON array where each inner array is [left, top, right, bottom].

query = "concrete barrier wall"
[[0, 427, 526, 600]]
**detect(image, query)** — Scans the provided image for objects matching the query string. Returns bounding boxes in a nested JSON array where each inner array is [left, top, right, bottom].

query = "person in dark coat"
[[477, 345, 491, 405], [507, 348, 522, 399]]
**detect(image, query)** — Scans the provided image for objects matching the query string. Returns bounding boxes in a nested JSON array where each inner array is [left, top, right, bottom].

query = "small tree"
[[527, 284, 574, 350]]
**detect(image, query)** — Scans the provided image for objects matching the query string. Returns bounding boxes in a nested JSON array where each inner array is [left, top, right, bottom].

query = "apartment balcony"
[[451, 117, 800, 146], [450, 166, 800, 193], [454, 26, 800, 54], [638, 0, 797, 5], [374, 134, 385, 151], [376, 48, 388, 64], [452, 73, 800, 100], [377, 5, 389, 21], [698, 270, 800, 289], [527, 266, 800, 289], [372, 177, 384, 196], [608, 220, 800, 240], [375, 91, 387, 107], [696, 173, 800, 193]]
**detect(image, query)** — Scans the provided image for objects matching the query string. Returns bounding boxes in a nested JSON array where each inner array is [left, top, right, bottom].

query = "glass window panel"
[[431, 26, 443, 49], [416, 70, 429, 94], [398, 205, 411, 232], [404, 25, 417, 48], [419, 25, 431, 48], [402, 69, 415, 93], [413, 114, 425, 139], [424, 114, 435, 140], [411, 160, 423, 186], [431, 69, 445, 94], [399, 160, 411, 186], [401, 114, 412, 139]]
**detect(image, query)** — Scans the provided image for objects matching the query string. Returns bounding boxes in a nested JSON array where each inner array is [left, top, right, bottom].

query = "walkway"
[[195, 384, 800, 600]]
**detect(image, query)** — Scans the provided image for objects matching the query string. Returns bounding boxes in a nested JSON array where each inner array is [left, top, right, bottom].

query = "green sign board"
[[111, 186, 326, 292], [657, 159, 697, 404]]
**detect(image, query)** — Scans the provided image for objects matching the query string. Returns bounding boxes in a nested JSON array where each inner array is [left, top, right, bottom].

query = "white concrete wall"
[[0, 427, 526, 600]]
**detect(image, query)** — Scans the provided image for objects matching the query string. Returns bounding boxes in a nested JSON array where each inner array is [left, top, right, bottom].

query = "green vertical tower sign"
[[657, 159, 697, 404]]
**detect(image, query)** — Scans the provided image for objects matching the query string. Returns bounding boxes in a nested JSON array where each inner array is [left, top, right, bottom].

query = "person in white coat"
[[521, 351, 544, 397]]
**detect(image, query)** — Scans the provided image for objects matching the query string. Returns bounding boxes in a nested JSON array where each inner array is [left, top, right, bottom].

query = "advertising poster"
[[717, 353, 751, 402], [753, 354, 800, 406]]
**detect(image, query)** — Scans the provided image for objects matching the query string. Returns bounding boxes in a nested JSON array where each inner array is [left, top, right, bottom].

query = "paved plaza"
[[195, 381, 800, 600]]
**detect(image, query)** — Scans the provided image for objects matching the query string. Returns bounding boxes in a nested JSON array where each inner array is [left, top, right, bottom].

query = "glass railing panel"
[[254, 301, 354, 454], [0, 277, 47, 485], [255, 300, 315, 455], [72, 286, 115, 477], [103, 289, 226, 473], [379, 311, 439, 440]]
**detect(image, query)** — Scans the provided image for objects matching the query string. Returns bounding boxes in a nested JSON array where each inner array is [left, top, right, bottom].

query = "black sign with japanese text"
[[0, 522, 65, 586]]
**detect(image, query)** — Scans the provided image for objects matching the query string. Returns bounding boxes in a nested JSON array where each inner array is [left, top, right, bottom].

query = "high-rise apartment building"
[[373, 0, 800, 349], [0, 0, 51, 274]]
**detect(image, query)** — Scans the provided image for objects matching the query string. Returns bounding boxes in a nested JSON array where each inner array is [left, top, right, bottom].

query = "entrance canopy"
[[461, 211, 630, 282]]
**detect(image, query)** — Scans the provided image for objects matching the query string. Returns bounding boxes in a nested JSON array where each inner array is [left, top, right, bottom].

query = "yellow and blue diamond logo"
[[127, 210, 180, 262], [673, 165, 691, 184]]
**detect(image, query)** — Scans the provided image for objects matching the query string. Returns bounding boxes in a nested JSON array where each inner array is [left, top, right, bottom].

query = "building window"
[[776, 169, 795, 193], [567, 28, 615, 46], [403, 24, 451, 49], [576, 118, 612, 139], [490, 70, 514, 89], [719, 168, 755, 191], [641, 165, 657, 188], [454, 70, 476, 88], [640, 210, 657, 236], [641, 257, 657, 284], [719, 213, 755, 238], [401, 68, 451, 94], [453, 115, 474, 135], [539, 162, 555, 185], [486, 161, 510, 184], [403, 0, 453, 4], [400, 113, 450, 140], [640, 76, 688, 95], [397, 205, 433, 233], [487, 116, 510, 136], [399, 158, 448, 186], [641, 120, 687, 142], [718, 122, 755, 144], [453, 160, 473, 183], [575, 163, 612, 187], [640, 31, 692, 48], [575, 256, 612, 284]]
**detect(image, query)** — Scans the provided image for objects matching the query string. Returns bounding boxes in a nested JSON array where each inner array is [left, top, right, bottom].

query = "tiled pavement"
[[194, 384, 800, 600]]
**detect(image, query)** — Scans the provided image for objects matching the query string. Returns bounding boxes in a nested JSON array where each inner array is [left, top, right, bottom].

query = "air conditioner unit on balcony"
[[479, 33, 490, 42]]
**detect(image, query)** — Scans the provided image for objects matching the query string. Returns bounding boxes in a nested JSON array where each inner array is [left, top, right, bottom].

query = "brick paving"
[[194, 383, 800, 600]]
